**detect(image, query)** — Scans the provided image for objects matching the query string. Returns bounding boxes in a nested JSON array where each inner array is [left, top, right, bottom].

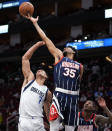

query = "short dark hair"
[[66, 46, 78, 59]]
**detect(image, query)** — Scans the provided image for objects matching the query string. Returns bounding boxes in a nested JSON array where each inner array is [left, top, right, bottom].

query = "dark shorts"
[[53, 91, 79, 126]]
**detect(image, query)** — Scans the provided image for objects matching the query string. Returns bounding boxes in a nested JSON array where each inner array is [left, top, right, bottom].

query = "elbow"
[[22, 56, 25, 60]]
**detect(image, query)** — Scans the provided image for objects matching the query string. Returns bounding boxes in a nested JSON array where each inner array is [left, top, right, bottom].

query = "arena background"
[[0, 0, 112, 130]]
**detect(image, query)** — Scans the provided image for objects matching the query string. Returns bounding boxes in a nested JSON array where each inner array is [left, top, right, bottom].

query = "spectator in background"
[[9, 99, 14, 110], [11, 109, 18, 116], [80, 94, 87, 102], [0, 79, 4, 85], [0, 112, 5, 131], [107, 86, 112, 97], [90, 62, 101, 82], [60, 98, 112, 131], [75, 97, 112, 131], [13, 92, 19, 99], [94, 88, 103, 98], [0, 112, 3, 126], [0, 97, 4, 107], [87, 91, 94, 100], [91, 63, 100, 75]]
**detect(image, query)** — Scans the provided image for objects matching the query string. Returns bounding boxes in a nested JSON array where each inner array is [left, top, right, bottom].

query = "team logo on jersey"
[[30, 87, 44, 97], [49, 104, 59, 121], [62, 61, 79, 69]]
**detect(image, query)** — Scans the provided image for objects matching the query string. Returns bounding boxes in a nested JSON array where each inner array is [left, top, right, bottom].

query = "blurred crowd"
[[0, 57, 112, 131]]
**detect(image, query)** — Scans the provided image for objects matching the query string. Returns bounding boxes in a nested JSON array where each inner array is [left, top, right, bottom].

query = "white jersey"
[[19, 80, 48, 118]]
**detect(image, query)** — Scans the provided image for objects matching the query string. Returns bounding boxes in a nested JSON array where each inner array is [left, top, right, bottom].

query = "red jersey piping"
[[82, 112, 94, 122], [54, 56, 64, 66]]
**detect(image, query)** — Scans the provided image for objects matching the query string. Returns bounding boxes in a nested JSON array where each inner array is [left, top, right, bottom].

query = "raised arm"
[[95, 97, 112, 125], [27, 16, 63, 63], [44, 90, 52, 121], [22, 41, 45, 84]]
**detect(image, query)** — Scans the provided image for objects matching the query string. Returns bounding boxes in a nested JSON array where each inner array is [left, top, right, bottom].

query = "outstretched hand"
[[25, 15, 39, 24], [97, 97, 106, 108], [37, 41, 45, 47]]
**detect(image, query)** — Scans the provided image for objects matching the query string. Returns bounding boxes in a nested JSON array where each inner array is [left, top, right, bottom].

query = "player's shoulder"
[[42, 85, 48, 92], [22, 79, 35, 88], [75, 61, 84, 70], [43, 85, 48, 89], [74, 60, 82, 65], [54, 56, 64, 66], [21, 79, 35, 93], [42, 84, 47, 88]]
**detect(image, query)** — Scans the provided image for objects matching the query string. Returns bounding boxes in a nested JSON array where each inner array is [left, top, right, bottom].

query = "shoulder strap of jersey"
[[93, 114, 98, 128], [44, 88, 49, 101], [80, 63, 83, 70], [79, 112, 84, 119], [82, 112, 95, 122], [23, 79, 35, 92], [54, 56, 64, 66]]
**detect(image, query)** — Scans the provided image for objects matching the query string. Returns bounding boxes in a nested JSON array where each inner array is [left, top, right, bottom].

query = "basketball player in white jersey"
[[18, 41, 52, 131]]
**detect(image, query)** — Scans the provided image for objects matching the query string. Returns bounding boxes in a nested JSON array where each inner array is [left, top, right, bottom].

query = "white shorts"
[[18, 117, 45, 131]]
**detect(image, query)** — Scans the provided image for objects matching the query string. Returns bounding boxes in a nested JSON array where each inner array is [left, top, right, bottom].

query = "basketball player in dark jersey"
[[26, 16, 84, 131], [75, 97, 112, 131]]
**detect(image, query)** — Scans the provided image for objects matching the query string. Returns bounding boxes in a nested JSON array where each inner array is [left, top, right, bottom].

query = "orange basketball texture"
[[19, 2, 34, 17]]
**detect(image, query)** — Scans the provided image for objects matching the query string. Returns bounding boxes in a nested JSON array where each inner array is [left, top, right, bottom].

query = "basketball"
[[19, 2, 34, 17]]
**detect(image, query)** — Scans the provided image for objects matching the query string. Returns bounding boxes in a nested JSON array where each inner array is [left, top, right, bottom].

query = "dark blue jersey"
[[52, 57, 82, 126], [76, 112, 98, 131], [54, 56, 81, 91]]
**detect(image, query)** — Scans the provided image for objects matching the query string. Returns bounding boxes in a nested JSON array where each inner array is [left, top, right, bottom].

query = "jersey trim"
[[52, 99, 59, 112], [54, 56, 64, 66], [44, 88, 48, 101], [78, 112, 80, 118], [93, 114, 97, 128], [23, 80, 35, 92], [82, 112, 94, 122]]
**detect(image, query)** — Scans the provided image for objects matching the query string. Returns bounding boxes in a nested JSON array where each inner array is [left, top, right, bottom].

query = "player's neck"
[[36, 78, 44, 86], [66, 55, 73, 60], [84, 111, 93, 119]]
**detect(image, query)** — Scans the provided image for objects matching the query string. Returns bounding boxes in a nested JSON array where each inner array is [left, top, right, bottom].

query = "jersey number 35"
[[63, 68, 76, 78]]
